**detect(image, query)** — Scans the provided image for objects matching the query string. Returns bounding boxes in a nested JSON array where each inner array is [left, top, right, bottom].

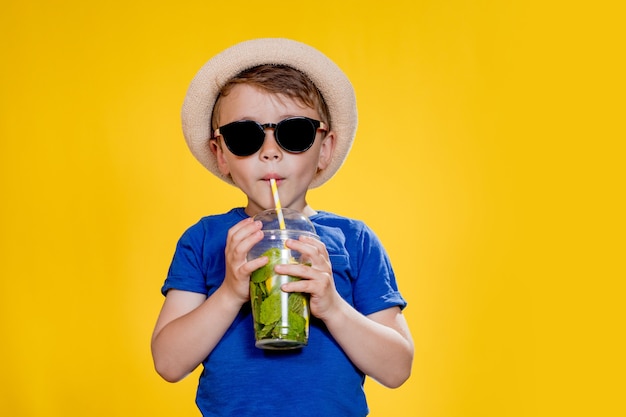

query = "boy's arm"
[[322, 303, 414, 388], [150, 286, 244, 382], [152, 217, 266, 382]]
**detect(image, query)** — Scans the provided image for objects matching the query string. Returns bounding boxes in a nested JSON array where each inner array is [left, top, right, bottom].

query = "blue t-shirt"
[[162, 208, 407, 417]]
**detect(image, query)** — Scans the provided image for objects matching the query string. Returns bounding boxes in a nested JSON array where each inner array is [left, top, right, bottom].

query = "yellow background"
[[1, 1, 624, 416]]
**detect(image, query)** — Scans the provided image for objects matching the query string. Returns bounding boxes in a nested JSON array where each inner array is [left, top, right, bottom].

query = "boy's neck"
[[301, 205, 317, 217]]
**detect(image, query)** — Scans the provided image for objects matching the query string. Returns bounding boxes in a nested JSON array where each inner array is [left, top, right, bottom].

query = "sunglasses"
[[213, 117, 327, 157]]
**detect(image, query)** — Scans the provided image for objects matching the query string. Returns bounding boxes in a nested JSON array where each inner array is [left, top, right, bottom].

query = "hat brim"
[[181, 38, 357, 189]]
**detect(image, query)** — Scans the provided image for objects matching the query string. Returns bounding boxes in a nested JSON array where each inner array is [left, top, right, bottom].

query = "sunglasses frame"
[[213, 116, 327, 157]]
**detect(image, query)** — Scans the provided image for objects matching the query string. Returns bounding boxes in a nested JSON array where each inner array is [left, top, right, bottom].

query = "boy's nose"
[[259, 129, 282, 160]]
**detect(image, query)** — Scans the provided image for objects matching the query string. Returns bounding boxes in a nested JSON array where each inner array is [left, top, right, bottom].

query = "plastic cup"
[[247, 208, 318, 350]]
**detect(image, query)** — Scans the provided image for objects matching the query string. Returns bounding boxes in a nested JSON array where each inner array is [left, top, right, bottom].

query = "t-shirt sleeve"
[[161, 222, 208, 296], [352, 223, 407, 315]]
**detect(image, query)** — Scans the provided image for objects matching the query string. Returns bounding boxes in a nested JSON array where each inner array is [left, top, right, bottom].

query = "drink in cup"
[[247, 208, 317, 349]]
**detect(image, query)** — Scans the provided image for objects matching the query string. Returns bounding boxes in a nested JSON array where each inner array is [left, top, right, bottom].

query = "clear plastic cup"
[[247, 208, 318, 350]]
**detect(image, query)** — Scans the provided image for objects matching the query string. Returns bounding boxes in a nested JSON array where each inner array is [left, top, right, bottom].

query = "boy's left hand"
[[274, 236, 340, 321]]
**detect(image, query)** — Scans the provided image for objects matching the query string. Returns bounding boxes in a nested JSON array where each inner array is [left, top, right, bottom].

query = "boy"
[[152, 38, 413, 417]]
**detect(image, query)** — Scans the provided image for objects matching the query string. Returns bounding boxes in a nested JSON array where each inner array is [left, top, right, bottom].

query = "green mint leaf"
[[250, 247, 282, 283]]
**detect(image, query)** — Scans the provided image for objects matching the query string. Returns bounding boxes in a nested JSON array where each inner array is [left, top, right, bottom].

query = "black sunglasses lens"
[[276, 118, 316, 153], [220, 121, 265, 156]]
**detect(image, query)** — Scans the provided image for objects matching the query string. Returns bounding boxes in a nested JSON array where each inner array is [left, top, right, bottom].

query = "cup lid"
[[253, 208, 317, 234]]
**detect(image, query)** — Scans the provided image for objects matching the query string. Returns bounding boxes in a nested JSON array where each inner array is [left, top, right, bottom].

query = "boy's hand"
[[275, 236, 341, 321], [221, 218, 267, 305]]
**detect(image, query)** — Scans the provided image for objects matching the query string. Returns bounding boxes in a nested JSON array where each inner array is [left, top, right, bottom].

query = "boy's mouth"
[[262, 174, 283, 184]]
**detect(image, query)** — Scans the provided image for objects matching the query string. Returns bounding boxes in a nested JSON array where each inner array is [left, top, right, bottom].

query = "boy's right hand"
[[220, 217, 267, 305]]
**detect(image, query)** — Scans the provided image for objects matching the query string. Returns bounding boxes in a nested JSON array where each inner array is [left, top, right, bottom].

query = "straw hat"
[[181, 38, 357, 188]]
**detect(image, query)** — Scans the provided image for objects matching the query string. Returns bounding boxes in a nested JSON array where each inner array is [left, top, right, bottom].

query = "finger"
[[243, 255, 269, 276], [227, 219, 264, 254], [293, 234, 326, 252], [227, 217, 254, 237], [274, 262, 316, 280], [280, 279, 309, 294], [285, 236, 327, 263], [280, 270, 333, 294], [228, 218, 261, 242]]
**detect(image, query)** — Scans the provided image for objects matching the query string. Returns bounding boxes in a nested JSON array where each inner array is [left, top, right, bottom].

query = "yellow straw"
[[269, 178, 286, 230]]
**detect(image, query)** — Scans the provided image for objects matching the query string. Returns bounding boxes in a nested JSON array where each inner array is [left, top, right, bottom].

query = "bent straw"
[[269, 178, 286, 230]]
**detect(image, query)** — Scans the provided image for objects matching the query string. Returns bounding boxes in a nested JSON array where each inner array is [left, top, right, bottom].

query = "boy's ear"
[[210, 138, 231, 176], [317, 131, 336, 171]]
